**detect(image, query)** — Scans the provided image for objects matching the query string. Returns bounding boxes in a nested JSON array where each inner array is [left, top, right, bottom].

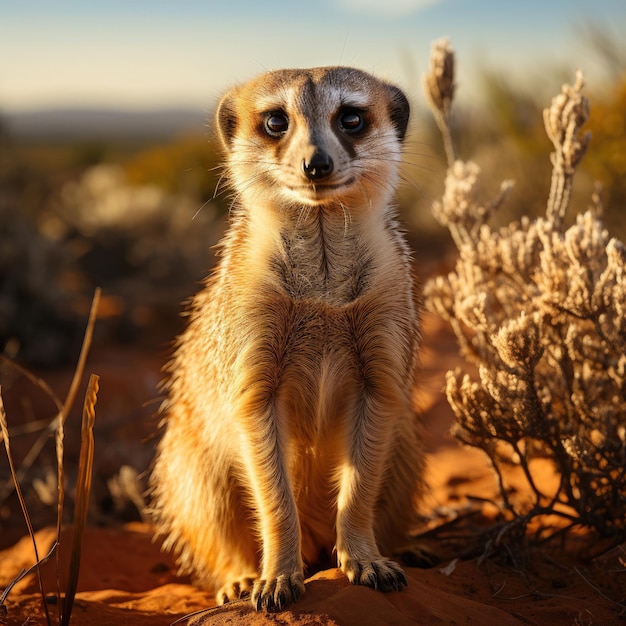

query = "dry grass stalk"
[[0, 288, 101, 506], [0, 288, 101, 624], [58, 287, 101, 433], [61, 373, 99, 626], [0, 388, 52, 624], [55, 286, 100, 623], [0, 359, 63, 504], [423, 41, 626, 549]]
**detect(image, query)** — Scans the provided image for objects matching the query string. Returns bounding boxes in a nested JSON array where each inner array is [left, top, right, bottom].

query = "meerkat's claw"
[[251, 572, 305, 612], [343, 558, 407, 592]]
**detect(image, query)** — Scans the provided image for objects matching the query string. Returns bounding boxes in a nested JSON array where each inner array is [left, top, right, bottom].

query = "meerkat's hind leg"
[[342, 557, 408, 591], [211, 473, 262, 603], [216, 575, 257, 604], [375, 420, 440, 569]]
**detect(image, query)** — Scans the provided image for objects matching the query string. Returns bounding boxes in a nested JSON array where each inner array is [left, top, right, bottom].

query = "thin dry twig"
[[574, 566, 626, 612], [0, 541, 58, 609]]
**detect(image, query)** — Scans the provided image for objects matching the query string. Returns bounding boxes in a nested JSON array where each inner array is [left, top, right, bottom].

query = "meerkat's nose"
[[302, 150, 334, 180]]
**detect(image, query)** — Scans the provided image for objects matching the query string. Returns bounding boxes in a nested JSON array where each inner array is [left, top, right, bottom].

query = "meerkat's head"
[[215, 67, 409, 212]]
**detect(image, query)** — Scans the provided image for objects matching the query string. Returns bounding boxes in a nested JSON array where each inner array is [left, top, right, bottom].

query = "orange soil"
[[1, 314, 623, 625]]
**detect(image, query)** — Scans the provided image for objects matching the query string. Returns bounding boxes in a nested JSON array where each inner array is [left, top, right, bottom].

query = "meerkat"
[[150, 66, 425, 612]]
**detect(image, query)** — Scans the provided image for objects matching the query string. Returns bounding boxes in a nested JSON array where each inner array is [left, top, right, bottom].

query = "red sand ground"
[[1, 314, 624, 625]]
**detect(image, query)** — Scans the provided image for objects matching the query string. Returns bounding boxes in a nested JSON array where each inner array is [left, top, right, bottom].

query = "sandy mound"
[[1, 314, 623, 625]]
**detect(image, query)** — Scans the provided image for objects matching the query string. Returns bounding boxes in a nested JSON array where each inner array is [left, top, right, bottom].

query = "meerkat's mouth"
[[288, 177, 357, 197]]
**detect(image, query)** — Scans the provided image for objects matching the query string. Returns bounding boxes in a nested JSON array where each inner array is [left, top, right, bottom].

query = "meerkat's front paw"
[[251, 572, 305, 612], [217, 575, 256, 604], [341, 558, 408, 592]]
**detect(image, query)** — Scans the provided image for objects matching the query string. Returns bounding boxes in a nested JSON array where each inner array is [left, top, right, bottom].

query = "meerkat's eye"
[[338, 109, 365, 134], [264, 112, 289, 136]]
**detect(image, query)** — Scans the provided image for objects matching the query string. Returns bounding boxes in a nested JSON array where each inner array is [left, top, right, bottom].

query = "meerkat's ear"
[[386, 85, 410, 142], [215, 88, 239, 152]]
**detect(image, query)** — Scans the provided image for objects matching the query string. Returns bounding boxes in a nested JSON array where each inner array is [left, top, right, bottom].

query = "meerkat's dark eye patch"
[[338, 108, 366, 134], [264, 111, 289, 137]]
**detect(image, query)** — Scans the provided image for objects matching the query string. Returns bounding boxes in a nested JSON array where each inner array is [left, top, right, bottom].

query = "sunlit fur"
[[150, 66, 425, 612]]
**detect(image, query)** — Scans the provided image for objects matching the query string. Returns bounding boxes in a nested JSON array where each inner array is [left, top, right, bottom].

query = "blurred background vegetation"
[[1, 33, 624, 369]]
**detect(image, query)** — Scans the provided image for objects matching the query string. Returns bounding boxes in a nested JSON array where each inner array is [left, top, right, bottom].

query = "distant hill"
[[1, 107, 209, 140]]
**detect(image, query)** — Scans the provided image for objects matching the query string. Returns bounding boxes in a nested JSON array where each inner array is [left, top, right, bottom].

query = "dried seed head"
[[543, 69, 591, 175], [423, 37, 455, 117]]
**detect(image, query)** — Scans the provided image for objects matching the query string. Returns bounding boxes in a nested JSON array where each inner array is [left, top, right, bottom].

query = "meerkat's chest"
[[269, 217, 380, 306]]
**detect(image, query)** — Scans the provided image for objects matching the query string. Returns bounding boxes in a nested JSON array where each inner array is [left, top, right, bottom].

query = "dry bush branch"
[[423, 40, 626, 551]]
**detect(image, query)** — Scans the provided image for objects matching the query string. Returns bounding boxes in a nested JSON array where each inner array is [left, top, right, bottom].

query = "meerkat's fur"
[[150, 66, 424, 612]]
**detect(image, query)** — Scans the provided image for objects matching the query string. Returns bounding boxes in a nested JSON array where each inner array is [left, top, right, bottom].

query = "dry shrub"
[[423, 38, 626, 547]]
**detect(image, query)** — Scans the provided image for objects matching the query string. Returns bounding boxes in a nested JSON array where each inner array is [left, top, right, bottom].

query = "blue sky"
[[1, 0, 624, 111]]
